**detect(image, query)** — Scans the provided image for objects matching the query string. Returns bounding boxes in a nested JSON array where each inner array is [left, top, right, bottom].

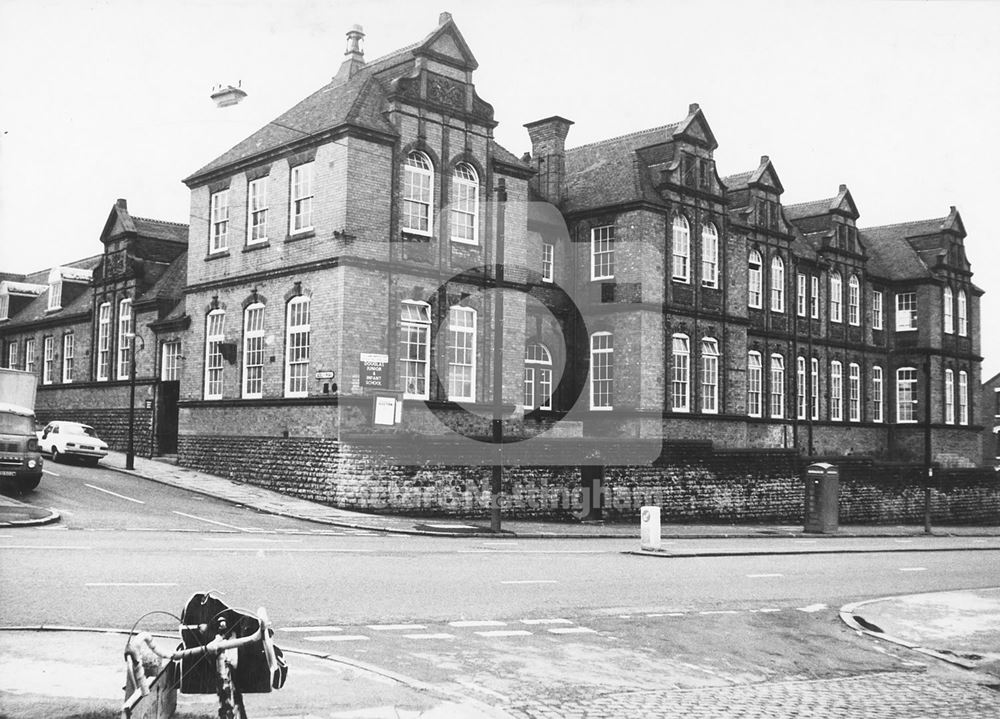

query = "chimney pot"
[[839, 183, 847, 192], [689, 103, 700, 114], [439, 11, 452, 25], [760, 155, 769, 164]]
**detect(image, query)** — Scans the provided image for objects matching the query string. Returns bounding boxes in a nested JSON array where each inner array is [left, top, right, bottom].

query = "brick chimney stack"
[[524, 116, 574, 204], [336, 24, 366, 80]]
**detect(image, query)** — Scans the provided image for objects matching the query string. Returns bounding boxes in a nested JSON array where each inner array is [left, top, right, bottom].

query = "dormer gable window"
[[47, 268, 63, 311]]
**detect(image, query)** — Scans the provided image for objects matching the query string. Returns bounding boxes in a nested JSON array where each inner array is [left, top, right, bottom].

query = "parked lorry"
[[0, 368, 43, 493]]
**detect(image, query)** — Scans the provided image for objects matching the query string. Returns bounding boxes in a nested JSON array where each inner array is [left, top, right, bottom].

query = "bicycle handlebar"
[[133, 621, 265, 661]]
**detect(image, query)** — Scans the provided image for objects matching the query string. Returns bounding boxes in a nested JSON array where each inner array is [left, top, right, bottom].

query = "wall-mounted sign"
[[315, 370, 335, 380], [359, 353, 388, 388], [373, 396, 397, 426]]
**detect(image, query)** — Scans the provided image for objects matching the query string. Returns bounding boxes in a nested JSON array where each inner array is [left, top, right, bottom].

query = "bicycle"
[[123, 592, 286, 719]]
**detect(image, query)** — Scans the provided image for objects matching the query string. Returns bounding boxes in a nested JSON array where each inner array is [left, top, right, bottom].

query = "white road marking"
[[475, 630, 532, 637], [173, 511, 250, 531], [367, 624, 427, 631], [202, 537, 303, 543], [899, 567, 927, 572], [0, 545, 91, 550], [86, 582, 177, 587], [457, 549, 604, 554], [42, 469, 60, 477], [501, 580, 558, 585], [281, 626, 342, 633], [192, 547, 373, 553], [449, 620, 506, 628], [85, 484, 145, 504], [548, 627, 597, 634], [520, 618, 572, 625], [797, 604, 827, 613], [753, 608, 782, 613], [403, 633, 456, 640], [746, 573, 784, 578], [303, 635, 369, 642], [699, 610, 740, 615]]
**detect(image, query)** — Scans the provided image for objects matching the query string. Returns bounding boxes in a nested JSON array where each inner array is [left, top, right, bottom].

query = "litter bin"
[[803, 462, 839, 533]]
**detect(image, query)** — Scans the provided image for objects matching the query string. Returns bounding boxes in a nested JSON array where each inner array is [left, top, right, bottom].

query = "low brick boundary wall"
[[177, 436, 1000, 525]]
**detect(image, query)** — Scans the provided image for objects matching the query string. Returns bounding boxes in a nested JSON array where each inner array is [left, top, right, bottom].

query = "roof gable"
[[100, 199, 136, 243], [673, 103, 718, 151], [415, 14, 478, 70], [749, 156, 784, 195], [833, 184, 860, 219], [943, 206, 966, 238]]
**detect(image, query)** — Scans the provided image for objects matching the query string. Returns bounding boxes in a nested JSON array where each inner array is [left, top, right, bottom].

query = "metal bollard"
[[640, 505, 661, 551]]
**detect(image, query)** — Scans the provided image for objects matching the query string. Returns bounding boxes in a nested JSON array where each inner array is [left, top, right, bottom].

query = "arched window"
[[848, 275, 861, 326], [943, 286, 954, 334], [590, 332, 613, 410], [672, 215, 690, 283], [671, 334, 690, 411], [770, 255, 785, 312], [285, 296, 311, 398], [944, 368, 955, 424], [748, 250, 763, 309], [747, 351, 762, 417], [204, 309, 225, 400], [117, 298, 133, 380], [403, 151, 433, 235], [400, 300, 431, 400], [447, 306, 477, 401], [829, 271, 843, 323], [701, 224, 718, 288], [524, 343, 553, 410], [830, 360, 843, 421], [770, 353, 785, 418], [958, 290, 968, 336], [450, 163, 479, 244], [701, 338, 719, 413], [96, 302, 111, 381], [243, 303, 265, 399]]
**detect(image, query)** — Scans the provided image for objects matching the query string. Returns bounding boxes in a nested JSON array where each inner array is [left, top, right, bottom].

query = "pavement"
[[2, 452, 1000, 717]]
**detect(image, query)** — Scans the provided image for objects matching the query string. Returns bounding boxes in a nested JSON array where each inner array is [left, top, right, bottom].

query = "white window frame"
[[872, 290, 883, 330], [243, 303, 266, 399], [896, 292, 917, 331], [770, 353, 784, 419], [24, 338, 35, 376], [796, 273, 807, 317], [117, 298, 133, 380], [590, 332, 613, 410], [770, 255, 785, 313], [542, 243, 554, 283], [0, 292, 8, 321], [829, 271, 843, 323], [450, 163, 479, 244], [671, 333, 690, 412], [872, 365, 884, 423], [62, 333, 74, 384], [47, 280, 62, 311], [204, 309, 225, 400], [284, 296, 311, 398], [400, 300, 431, 400], [849, 362, 861, 422], [591, 225, 615, 280], [810, 357, 820, 420], [7, 340, 17, 369], [700, 337, 719, 414], [747, 351, 762, 418], [97, 302, 111, 381], [209, 189, 230, 253], [247, 177, 269, 245], [944, 368, 955, 424], [701, 224, 718, 288], [848, 275, 861, 326], [896, 367, 917, 423], [447, 306, 477, 402], [810, 275, 820, 319], [402, 152, 433, 236], [943, 286, 954, 334], [748, 250, 763, 309], [161, 341, 181, 381], [290, 162, 314, 234], [524, 342, 553, 410], [959, 370, 969, 425], [958, 290, 968, 337], [42, 336, 53, 385], [672, 215, 690, 283], [830, 360, 843, 421], [796, 356, 807, 420]]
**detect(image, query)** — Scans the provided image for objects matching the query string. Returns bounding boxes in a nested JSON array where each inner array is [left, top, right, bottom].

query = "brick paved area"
[[507, 672, 1000, 718]]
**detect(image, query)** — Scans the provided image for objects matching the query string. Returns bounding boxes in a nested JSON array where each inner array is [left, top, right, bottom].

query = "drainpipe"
[[490, 179, 507, 533]]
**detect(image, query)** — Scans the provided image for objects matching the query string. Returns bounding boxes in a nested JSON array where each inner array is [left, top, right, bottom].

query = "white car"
[[37, 421, 109, 466]]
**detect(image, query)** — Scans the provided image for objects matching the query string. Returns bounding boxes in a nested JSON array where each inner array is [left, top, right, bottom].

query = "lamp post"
[[490, 179, 507, 533], [923, 357, 933, 534], [126, 332, 145, 470]]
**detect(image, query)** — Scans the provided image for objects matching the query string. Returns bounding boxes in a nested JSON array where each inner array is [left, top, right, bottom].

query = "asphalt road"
[[3, 462, 999, 717]]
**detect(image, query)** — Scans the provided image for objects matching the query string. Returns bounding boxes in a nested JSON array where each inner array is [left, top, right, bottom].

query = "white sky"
[[1, 0, 998, 373]]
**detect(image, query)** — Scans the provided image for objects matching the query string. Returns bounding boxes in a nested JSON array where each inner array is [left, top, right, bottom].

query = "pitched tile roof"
[[860, 218, 951, 280], [783, 198, 836, 220], [132, 216, 189, 245], [563, 124, 680, 212], [143, 251, 188, 303], [6, 255, 102, 325], [722, 171, 752, 190]]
